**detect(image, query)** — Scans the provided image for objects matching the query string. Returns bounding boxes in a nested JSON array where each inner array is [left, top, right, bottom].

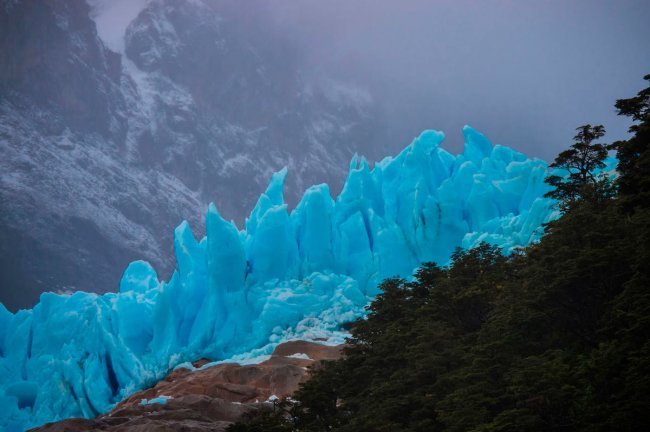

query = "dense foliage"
[[229, 76, 650, 431]]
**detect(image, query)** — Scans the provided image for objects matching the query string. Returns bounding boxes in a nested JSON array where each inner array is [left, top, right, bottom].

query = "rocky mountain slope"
[[0, 0, 388, 311], [32, 340, 343, 432]]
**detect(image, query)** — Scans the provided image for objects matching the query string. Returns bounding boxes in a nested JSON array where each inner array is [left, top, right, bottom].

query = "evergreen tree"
[[613, 74, 650, 213], [544, 124, 611, 211], [230, 76, 650, 432]]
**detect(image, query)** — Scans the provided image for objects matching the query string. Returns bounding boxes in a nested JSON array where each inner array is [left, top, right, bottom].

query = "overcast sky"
[[268, 0, 650, 160], [90, 0, 650, 161]]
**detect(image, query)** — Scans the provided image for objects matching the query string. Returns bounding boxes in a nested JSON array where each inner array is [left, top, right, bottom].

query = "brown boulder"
[[31, 340, 344, 432]]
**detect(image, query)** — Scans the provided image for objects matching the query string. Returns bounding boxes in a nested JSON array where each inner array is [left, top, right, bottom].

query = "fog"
[[267, 0, 650, 159], [1, 0, 649, 311], [87, 0, 149, 53], [89, 0, 650, 158]]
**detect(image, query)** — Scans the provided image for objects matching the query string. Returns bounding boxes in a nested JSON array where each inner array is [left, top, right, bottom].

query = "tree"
[[612, 74, 650, 213], [226, 399, 295, 432], [228, 77, 650, 432], [544, 124, 611, 210]]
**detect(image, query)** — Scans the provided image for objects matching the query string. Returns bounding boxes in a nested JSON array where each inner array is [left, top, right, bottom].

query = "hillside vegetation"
[[230, 75, 650, 431]]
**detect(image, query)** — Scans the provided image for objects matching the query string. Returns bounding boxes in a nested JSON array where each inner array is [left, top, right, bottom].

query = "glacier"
[[0, 127, 560, 430]]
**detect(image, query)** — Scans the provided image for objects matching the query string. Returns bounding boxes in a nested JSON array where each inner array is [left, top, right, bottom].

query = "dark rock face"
[[0, 1, 126, 136], [0, 0, 390, 311], [31, 340, 343, 432], [30, 395, 246, 432]]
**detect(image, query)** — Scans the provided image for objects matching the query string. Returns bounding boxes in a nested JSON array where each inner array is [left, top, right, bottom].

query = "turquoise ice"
[[0, 127, 564, 430]]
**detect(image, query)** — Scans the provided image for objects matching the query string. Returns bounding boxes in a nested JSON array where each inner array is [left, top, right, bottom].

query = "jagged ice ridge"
[[0, 127, 559, 430]]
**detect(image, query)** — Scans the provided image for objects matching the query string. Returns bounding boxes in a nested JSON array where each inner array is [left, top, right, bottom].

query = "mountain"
[[0, 0, 388, 311], [0, 125, 567, 431]]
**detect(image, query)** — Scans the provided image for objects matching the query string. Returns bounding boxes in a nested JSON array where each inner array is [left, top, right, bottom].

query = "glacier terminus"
[[1, 127, 565, 430]]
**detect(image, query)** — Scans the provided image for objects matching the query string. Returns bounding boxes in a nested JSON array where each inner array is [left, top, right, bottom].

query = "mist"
[[268, 0, 650, 159], [2, 0, 649, 311], [86, 0, 650, 158], [1, 1, 650, 428]]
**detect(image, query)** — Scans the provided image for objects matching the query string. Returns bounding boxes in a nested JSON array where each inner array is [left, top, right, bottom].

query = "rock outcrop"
[[31, 341, 343, 432]]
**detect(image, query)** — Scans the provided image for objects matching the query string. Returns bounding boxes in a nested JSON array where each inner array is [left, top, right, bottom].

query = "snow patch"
[[286, 353, 311, 360]]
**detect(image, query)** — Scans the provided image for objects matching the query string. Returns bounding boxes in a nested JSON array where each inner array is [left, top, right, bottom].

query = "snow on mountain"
[[0, 0, 388, 311]]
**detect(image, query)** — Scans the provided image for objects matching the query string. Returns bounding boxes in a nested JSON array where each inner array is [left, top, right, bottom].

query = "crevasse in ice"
[[0, 127, 561, 430]]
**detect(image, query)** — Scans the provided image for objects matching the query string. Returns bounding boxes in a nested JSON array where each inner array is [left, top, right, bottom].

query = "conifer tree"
[[613, 74, 650, 213], [544, 124, 610, 210]]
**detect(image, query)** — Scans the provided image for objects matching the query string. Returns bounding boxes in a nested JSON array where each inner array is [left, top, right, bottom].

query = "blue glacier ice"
[[139, 395, 171, 406], [1, 127, 571, 430]]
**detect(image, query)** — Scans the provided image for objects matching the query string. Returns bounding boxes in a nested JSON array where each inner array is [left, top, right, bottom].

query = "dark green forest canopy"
[[229, 76, 650, 432]]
